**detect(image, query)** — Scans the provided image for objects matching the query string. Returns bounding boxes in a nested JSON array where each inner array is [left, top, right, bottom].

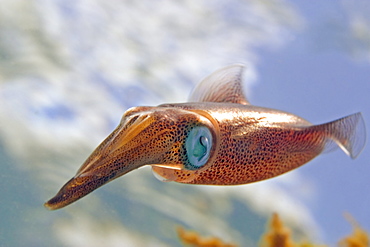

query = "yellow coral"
[[177, 213, 369, 247], [260, 213, 327, 247], [177, 226, 237, 247], [339, 214, 369, 247], [260, 213, 296, 247]]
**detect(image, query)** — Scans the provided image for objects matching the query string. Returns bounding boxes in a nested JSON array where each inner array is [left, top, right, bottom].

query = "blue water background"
[[0, 1, 369, 246]]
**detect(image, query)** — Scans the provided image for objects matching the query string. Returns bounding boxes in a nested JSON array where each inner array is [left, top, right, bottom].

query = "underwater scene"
[[0, 1, 370, 246]]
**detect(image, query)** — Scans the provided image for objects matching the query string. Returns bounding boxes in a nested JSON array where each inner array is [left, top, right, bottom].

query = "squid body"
[[45, 64, 366, 210]]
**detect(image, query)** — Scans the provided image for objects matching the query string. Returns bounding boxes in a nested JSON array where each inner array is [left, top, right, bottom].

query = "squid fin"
[[189, 64, 250, 105], [312, 112, 366, 159]]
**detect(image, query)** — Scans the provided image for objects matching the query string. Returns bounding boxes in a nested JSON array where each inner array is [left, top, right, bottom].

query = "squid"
[[45, 64, 366, 210]]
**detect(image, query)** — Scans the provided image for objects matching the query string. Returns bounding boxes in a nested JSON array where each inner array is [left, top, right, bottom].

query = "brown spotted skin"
[[45, 64, 365, 210], [153, 103, 325, 185]]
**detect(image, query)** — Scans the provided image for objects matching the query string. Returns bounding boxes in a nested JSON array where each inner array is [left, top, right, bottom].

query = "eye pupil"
[[200, 136, 208, 147], [185, 126, 212, 170], [193, 136, 207, 158]]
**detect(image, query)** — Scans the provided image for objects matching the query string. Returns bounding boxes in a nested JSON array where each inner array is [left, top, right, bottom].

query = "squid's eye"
[[185, 126, 212, 169]]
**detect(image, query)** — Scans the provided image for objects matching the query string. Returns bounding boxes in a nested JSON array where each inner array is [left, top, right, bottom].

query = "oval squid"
[[45, 64, 366, 210]]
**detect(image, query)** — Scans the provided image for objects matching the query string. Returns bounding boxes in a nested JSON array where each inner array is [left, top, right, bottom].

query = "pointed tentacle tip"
[[43, 177, 109, 210], [44, 193, 70, 210], [44, 201, 56, 211], [44, 199, 60, 211]]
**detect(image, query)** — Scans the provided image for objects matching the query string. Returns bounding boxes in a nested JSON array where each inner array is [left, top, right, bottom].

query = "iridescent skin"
[[45, 64, 366, 210]]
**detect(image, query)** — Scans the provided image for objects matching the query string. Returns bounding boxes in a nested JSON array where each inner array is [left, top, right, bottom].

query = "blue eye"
[[185, 126, 212, 169]]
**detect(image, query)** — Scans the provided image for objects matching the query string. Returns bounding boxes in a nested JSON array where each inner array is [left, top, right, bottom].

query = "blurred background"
[[0, 0, 369, 246]]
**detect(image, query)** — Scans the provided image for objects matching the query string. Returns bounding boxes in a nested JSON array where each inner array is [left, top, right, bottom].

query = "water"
[[1, 1, 369, 246]]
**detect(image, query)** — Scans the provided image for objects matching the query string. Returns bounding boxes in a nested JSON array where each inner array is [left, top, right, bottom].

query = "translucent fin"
[[313, 112, 366, 159], [151, 166, 179, 182], [152, 169, 172, 182], [189, 64, 250, 105]]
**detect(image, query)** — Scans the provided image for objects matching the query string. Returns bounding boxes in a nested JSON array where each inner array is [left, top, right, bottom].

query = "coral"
[[177, 226, 237, 247], [178, 213, 369, 247], [259, 213, 326, 247], [260, 213, 296, 247], [338, 214, 369, 247]]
